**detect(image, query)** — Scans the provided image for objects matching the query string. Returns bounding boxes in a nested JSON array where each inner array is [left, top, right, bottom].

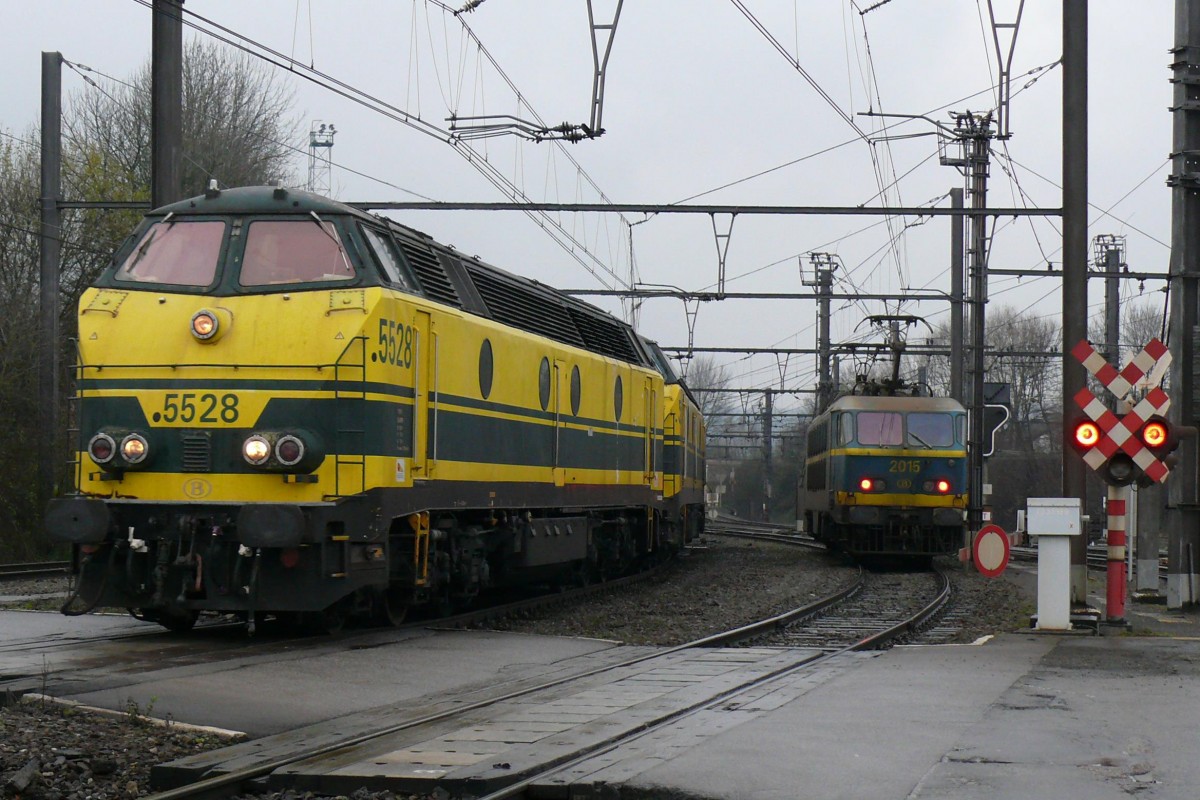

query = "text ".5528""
[[155, 393, 240, 424]]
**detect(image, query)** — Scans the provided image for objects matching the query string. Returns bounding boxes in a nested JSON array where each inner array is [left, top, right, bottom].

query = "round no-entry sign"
[[972, 524, 1010, 578]]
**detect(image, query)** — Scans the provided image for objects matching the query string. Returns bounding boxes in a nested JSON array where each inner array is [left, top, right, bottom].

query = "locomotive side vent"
[[566, 306, 641, 363], [393, 232, 462, 309], [467, 267, 585, 349], [181, 431, 212, 472]]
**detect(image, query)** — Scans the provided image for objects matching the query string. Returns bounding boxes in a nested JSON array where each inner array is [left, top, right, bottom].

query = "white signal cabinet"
[[1028, 497, 1081, 630]]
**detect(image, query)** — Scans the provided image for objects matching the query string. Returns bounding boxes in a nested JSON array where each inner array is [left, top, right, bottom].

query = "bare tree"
[[682, 355, 737, 433], [1122, 296, 1168, 354], [66, 39, 299, 199], [0, 135, 44, 558], [985, 306, 1061, 453], [0, 42, 303, 557]]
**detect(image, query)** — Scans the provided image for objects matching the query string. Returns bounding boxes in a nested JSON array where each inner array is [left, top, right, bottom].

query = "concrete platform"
[[543, 633, 1197, 799], [540, 566, 1200, 800]]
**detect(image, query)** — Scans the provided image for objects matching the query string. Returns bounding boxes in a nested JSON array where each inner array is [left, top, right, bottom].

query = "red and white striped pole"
[[1106, 485, 1127, 624]]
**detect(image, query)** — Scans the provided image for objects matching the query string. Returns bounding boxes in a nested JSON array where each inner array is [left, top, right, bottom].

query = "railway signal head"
[[1072, 420, 1100, 451], [1140, 416, 1171, 451], [1069, 418, 1137, 487], [1134, 415, 1179, 487], [1071, 338, 1177, 487]]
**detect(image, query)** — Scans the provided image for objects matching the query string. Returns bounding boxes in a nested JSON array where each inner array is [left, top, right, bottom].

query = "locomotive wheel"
[[158, 609, 199, 633], [305, 596, 353, 635], [129, 606, 198, 633], [376, 585, 409, 627], [271, 611, 306, 633]]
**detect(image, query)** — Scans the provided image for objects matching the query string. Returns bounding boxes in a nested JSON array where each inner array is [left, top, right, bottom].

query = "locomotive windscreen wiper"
[[908, 431, 933, 449], [309, 211, 353, 275], [127, 212, 175, 272]]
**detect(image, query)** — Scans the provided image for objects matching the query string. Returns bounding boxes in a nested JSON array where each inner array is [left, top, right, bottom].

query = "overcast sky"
[[0, 2, 1177, 410]]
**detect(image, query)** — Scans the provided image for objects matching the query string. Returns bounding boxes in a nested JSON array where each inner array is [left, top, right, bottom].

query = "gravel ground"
[[0, 536, 1036, 798]]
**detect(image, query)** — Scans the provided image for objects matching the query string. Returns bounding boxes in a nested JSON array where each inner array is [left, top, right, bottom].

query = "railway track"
[[0, 560, 70, 581], [1011, 544, 1169, 580], [144, 526, 950, 799], [0, 560, 667, 695], [705, 519, 824, 549], [708, 518, 955, 647], [765, 569, 950, 649]]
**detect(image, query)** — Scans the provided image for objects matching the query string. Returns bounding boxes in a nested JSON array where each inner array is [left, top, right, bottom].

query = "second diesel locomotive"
[[803, 390, 968, 559], [46, 185, 706, 631]]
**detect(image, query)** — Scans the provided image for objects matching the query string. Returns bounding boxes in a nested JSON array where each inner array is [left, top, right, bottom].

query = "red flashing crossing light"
[[1141, 418, 1169, 450], [1073, 420, 1100, 450], [1070, 418, 1137, 486], [1135, 415, 1179, 487]]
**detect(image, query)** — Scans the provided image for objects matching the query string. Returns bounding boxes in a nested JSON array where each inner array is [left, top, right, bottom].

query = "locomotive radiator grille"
[[181, 431, 212, 472]]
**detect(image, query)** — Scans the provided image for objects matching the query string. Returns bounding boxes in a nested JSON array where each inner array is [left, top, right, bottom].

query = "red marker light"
[[936, 479, 951, 493], [1142, 421, 1168, 448], [859, 477, 873, 492], [1074, 421, 1100, 448]]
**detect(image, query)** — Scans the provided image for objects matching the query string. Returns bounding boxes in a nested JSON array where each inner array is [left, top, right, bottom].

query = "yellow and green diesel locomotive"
[[642, 340, 707, 543], [803, 393, 967, 559], [46, 185, 703, 631]]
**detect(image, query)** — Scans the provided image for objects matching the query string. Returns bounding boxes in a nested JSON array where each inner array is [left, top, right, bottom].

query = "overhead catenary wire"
[[126, 0, 632, 291], [61, 58, 438, 202]]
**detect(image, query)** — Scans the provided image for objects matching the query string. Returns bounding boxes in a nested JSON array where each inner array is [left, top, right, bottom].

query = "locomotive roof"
[[826, 395, 966, 412], [146, 186, 652, 368], [153, 185, 369, 219]]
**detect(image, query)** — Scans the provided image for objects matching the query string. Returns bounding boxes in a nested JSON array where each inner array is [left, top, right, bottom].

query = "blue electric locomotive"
[[803, 393, 968, 558]]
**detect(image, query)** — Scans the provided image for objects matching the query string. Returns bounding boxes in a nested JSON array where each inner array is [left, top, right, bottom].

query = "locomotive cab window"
[[238, 219, 355, 287], [906, 412, 956, 448], [115, 218, 225, 287], [855, 412, 903, 446], [361, 225, 416, 291], [835, 412, 855, 446]]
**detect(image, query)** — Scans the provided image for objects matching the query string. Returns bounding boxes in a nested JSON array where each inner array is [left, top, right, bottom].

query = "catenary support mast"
[[1166, 0, 1200, 608], [1062, 0, 1090, 609]]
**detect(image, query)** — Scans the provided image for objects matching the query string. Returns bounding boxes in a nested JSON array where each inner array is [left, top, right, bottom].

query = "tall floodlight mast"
[[307, 121, 336, 195]]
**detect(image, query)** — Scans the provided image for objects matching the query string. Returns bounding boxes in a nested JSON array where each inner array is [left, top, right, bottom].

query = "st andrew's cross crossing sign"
[[1070, 338, 1175, 486]]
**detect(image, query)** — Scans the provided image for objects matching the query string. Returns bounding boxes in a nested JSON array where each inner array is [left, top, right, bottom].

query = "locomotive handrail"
[[71, 360, 350, 372], [331, 334, 369, 499]]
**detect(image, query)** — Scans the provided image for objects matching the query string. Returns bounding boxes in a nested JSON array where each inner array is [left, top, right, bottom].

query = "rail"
[[142, 527, 949, 799], [0, 561, 71, 581]]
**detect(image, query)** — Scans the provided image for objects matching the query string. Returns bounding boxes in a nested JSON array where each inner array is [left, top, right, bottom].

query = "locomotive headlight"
[[243, 430, 324, 472], [274, 434, 306, 467], [190, 307, 232, 342], [191, 310, 217, 339], [243, 435, 272, 465], [120, 433, 149, 464], [88, 432, 117, 465]]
